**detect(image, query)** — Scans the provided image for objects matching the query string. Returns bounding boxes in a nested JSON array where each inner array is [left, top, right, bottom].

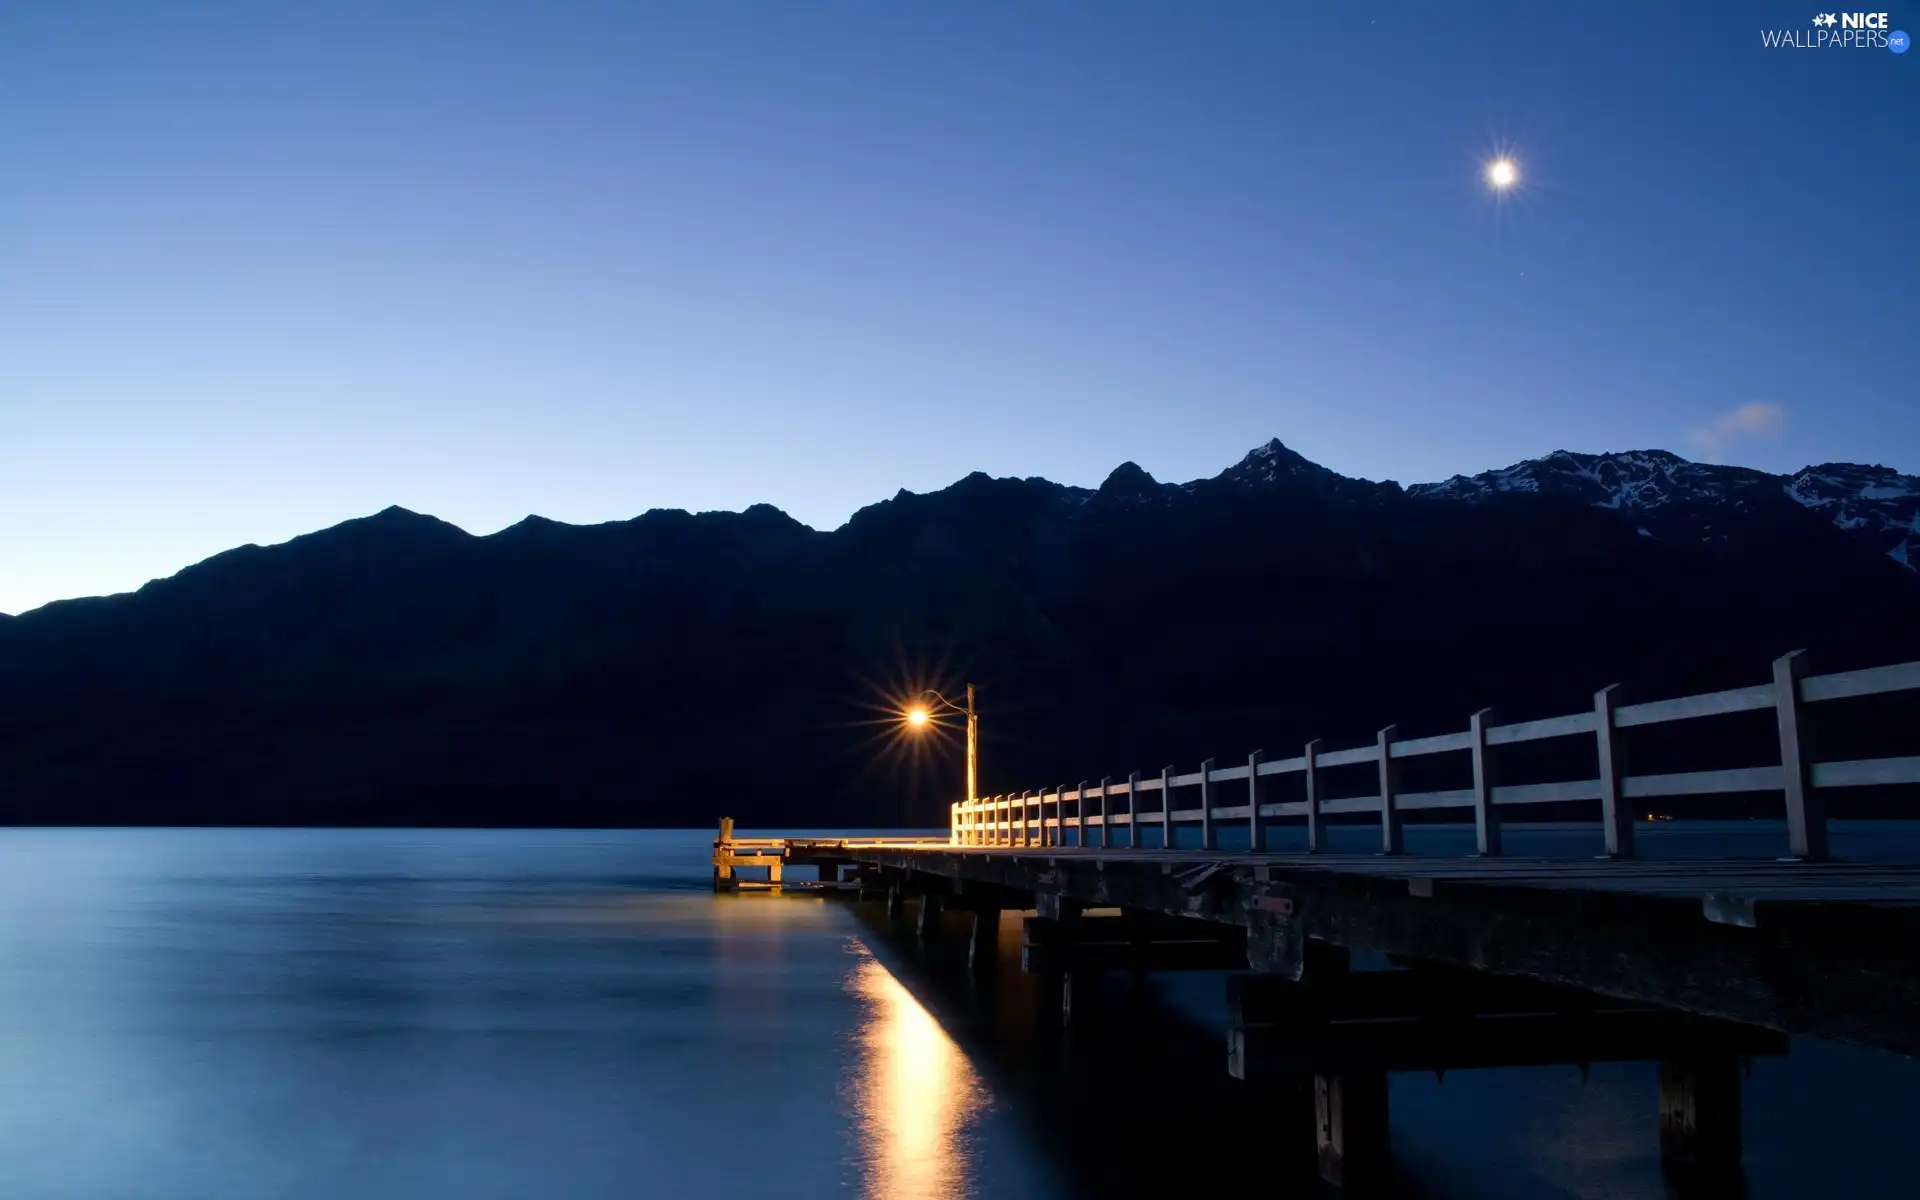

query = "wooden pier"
[[708, 648, 1920, 1190]]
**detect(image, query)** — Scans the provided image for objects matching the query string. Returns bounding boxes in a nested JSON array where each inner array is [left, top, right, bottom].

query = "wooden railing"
[[949, 650, 1920, 861]]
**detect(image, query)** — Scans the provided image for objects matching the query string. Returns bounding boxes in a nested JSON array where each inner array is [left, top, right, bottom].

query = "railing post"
[[714, 817, 735, 891], [1199, 759, 1217, 851], [1596, 685, 1632, 858], [1053, 784, 1065, 847], [1126, 770, 1141, 849], [1076, 781, 1089, 848], [1015, 790, 1026, 847], [1775, 649, 1826, 861], [1303, 740, 1324, 853], [1160, 765, 1174, 850], [950, 801, 958, 846], [1098, 776, 1112, 849], [1248, 749, 1266, 853], [1470, 709, 1501, 857], [1376, 727, 1403, 854]]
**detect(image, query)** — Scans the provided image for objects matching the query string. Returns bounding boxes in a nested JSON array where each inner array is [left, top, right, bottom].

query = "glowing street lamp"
[[904, 684, 978, 817]]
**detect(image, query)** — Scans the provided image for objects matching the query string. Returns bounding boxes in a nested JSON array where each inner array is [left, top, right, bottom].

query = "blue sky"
[[2, 1, 1913, 614]]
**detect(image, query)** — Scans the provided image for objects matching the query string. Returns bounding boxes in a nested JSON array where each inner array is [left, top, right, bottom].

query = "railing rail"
[[949, 650, 1920, 861]]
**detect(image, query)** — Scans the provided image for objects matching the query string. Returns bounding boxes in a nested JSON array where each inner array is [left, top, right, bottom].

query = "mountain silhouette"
[[2, 441, 1916, 828]]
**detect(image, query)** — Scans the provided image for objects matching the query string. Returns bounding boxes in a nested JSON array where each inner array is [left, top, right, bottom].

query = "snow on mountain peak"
[[1410, 450, 1919, 569], [1079, 438, 1919, 572]]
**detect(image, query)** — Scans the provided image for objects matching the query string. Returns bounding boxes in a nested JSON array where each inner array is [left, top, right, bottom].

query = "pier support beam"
[[886, 883, 905, 920], [1304, 938, 1351, 984], [1020, 915, 1246, 975], [1659, 1056, 1743, 1175], [1315, 1071, 1391, 1191], [1228, 968, 1783, 1082]]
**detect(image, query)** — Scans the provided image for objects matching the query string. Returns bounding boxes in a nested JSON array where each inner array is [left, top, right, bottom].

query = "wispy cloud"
[[1688, 402, 1785, 459]]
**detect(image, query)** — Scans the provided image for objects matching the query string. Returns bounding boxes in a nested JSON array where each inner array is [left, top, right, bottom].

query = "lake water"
[[0, 826, 1914, 1198]]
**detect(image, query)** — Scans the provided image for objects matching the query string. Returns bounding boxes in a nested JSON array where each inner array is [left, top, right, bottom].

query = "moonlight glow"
[[1487, 158, 1519, 189]]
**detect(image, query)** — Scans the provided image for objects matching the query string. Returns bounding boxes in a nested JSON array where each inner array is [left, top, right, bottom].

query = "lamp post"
[[905, 684, 978, 830]]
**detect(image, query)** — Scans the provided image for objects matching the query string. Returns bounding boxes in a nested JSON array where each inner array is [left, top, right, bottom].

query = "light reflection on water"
[[0, 827, 1917, 1199], [0, 829, 1053, 1200], [845, 945, 989, 1199]]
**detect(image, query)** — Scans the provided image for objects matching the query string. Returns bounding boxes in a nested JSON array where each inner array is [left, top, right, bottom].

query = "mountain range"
[[2, 440, 1916, 828]]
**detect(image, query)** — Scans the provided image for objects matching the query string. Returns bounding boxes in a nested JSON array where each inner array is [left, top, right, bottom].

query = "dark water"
[[0, 826, 1914, 1198]]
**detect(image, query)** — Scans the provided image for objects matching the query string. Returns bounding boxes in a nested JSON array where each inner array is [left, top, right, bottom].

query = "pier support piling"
[[1315, 1071, 1391, 1192], [968, 908, 1002, 975], [1035, 893, 1083, 922], [1659, 1055, 1743, 1174], [916, 893, 943, 939]]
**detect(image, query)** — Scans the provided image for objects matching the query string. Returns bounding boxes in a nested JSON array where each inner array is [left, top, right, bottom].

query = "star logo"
[[1813, 12, 1838, 26]]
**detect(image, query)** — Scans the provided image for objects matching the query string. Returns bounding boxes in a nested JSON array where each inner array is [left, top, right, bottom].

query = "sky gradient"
[[3, 1, 1914, 614]]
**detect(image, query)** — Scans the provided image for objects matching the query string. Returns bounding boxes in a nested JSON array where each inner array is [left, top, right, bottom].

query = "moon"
[[1487, 158, 1519, 190]]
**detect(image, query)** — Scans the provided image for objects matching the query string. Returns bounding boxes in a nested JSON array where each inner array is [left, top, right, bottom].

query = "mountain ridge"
[[2, 437, 1915, 829], [10, 439, 1915, 621]]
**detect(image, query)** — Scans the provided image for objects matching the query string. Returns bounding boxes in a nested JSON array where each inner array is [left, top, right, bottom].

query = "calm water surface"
[[0, 826, 1914, 1198]]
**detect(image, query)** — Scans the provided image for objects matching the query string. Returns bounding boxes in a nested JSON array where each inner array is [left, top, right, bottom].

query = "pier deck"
[[834, 843, 1920, 1056], [707, 647, 1920, 1187]]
